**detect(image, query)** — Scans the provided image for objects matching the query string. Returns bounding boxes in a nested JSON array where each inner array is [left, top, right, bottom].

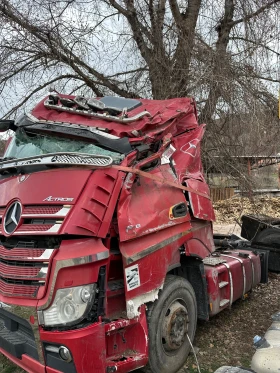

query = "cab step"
[[220, 299, 230, 307], [219, 281, 229, 288]]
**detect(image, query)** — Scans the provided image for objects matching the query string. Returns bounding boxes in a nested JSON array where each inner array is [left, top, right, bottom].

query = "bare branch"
[[0, 0, 138, 98], [230, 36, 280, 56], [230, 0, 280, 27], [2, 74, 81, 118]]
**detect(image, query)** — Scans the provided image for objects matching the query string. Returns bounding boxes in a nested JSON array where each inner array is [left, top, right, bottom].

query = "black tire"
[[254, 228, 280, 247], [145, 275, 197, 373]]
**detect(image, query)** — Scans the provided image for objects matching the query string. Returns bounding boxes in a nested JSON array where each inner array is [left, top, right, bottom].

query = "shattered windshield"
[[4, 129, 123, 161]]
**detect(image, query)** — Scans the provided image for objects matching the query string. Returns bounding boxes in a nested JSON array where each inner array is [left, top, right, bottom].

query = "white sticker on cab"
[[125, 264, 141, 291]]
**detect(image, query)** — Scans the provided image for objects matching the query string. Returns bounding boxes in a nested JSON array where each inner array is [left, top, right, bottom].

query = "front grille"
[[0, 237, 60, 298], [51, 154, 112, 166], [0, 204, 71, 235], [17, 224, 56, 233], [0, 204, 67, 297], [23, 205, 62, 215], [0, 261, 46, 279], [0, 246, 45, 258], [0, 280, 38, 297]]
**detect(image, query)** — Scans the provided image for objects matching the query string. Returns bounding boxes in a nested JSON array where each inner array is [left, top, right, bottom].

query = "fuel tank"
[[204, 250, 261, 316]]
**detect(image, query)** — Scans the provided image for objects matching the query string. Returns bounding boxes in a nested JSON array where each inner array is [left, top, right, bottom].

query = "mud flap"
[[174, 257, 209, 321]]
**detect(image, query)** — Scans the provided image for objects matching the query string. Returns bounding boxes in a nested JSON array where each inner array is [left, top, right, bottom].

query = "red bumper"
[[40, 321, 107, 373], [0, 321, 106, 373], [0, 347, 46, 373]]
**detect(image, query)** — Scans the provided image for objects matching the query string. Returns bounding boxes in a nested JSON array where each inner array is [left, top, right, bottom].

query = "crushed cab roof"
[[31, 95, 200, 141]]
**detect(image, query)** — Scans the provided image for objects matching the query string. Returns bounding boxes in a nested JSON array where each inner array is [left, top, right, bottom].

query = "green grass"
[[190, 364, 221, 372], [0, 355, 24, 373], [0, 363, 19, 372]]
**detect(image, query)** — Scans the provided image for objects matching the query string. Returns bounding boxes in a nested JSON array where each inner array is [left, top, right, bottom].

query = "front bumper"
[[0, 306, 106, 373], [0, 346, 47, 373], [0, 308, 38, 361], [40, 322, 106, 373]]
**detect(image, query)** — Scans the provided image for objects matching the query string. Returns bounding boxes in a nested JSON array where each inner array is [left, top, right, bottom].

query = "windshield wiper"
[[0, 157, 16, 162]]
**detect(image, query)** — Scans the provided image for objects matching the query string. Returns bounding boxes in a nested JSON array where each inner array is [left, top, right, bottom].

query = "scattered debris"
[[214, 196, 280, 224]]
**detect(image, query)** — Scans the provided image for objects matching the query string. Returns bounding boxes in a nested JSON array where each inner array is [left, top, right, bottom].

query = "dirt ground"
[[213, 196, 280, 225], [184, 274, 280, 372]]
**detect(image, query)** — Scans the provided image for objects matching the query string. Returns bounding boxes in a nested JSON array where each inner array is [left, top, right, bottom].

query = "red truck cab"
[[0, 94, 261, 373]]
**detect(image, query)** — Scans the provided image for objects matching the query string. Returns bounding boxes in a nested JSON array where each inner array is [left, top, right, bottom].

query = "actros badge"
[[43, 196, 74, 202]]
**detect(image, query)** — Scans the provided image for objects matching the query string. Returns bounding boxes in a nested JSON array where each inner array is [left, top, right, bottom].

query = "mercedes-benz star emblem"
[[4, 201, 22, 234]]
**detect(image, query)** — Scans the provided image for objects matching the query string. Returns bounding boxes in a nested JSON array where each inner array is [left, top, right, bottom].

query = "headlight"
[[41, 284, 97, 327]]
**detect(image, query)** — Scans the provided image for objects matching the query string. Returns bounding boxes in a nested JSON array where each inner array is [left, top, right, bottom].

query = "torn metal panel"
[[121, 223, 190, 307], [120, 221, 192, 264], [172, 125, 215, 221], [172, 125, 205, 180], [118, 164, 190, 242], [187, 179, 215, 221], [33, 95, 198, 140], [185, 221, 215, 258], [126, 286, 162, 319]]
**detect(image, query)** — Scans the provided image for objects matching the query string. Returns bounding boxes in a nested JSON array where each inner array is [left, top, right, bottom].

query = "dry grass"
[[214, 196, 280, 224]]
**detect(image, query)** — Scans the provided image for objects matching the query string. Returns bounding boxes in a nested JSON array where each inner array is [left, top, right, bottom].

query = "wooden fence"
[[210, 187, 235, 202]]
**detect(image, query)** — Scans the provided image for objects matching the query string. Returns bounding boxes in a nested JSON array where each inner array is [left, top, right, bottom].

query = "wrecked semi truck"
[[0, 94, 263, 373]]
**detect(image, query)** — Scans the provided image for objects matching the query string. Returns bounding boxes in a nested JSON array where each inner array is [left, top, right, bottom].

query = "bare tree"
[[0, 0, 279, 183]]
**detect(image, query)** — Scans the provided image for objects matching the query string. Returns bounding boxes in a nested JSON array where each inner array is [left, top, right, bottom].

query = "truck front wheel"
[[145, 275, 197, 373]]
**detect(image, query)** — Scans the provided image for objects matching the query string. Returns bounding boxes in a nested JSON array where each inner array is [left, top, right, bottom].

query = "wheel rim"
[[161, 300, 189, 353]]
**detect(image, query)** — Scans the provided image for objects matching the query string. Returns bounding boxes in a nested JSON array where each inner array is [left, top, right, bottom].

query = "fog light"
[[59, 346, 72, 362]]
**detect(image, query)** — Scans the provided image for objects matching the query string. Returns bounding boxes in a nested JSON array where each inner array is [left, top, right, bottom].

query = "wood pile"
[[213, 196, 280, 224]]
